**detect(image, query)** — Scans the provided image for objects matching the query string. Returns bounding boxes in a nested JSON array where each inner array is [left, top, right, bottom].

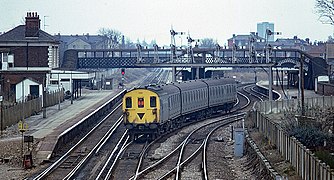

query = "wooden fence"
[[0, 89, 64, 131], [254, 96, 334, 180]]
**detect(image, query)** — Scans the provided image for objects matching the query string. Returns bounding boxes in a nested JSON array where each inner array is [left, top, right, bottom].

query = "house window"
[[30, 85, 39, 98]]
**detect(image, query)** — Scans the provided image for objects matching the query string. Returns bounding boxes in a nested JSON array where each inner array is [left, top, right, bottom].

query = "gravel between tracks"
[[146, 118, 256, 179], [0, 68, 154, 180]]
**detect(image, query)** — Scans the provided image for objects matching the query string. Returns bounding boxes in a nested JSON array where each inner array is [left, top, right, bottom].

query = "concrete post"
[[172, 67, 176, 82], [269, 66, 273, 101]]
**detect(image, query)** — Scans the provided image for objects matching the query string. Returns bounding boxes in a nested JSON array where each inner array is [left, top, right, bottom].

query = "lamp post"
[[0, 95, 3, 136], [71, 71, 73, 104], [58, 73, 60, 110]]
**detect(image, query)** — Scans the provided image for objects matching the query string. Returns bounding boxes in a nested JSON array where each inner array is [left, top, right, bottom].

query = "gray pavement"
[[26, 89, 121, 139], [25, 89, 122, 161]]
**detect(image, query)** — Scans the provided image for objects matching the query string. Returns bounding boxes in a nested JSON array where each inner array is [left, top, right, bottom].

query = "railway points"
[[0, 70, 328, 177]]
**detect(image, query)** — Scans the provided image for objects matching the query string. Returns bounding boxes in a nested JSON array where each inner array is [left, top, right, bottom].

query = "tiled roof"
[[228, 34, 265, 41], [54, 34, 107, 45], [0, 25, 58, 43]]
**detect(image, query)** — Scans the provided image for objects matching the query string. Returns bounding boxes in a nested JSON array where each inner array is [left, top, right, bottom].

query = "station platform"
[[25, 89, 123, 162], [257, 80, 321, 99]]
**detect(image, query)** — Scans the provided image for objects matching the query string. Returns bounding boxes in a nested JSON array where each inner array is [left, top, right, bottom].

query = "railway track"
[[111, 89, 251, 179], [30, 68, 172, 179], [115, 83, 266, 179], [32, 103, 124, 180], [130, 113, 246, 179], [32, 77, 266, 179]]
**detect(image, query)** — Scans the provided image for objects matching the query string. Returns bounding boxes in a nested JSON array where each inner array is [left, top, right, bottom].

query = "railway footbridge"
[[62, 47, 327, 99]]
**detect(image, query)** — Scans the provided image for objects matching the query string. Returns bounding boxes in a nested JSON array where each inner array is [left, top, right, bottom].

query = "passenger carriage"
[[122, 78, 237, 140]]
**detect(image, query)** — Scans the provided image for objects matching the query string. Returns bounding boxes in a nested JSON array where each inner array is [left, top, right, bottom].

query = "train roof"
[[171, 80, 207, 91], [144, 83, 180, 95], [201, 78, 236, 86], [128, 78, 235, 96]]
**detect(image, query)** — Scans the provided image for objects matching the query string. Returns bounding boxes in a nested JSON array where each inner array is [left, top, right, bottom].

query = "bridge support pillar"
[[196, 67, 200, 79], [172, 67, 177, 82], [269, 66, 273, 101]]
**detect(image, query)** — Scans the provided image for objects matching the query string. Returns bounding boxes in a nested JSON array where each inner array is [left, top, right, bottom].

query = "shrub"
[[288, 127, 329, 149], [315, 150, 334, 169]]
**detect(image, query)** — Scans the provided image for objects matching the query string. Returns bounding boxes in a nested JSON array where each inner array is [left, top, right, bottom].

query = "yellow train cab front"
[[122, 89, 160, 129]]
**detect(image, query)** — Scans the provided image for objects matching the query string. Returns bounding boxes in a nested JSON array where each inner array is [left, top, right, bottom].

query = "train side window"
[[125, 97, 132, 108], [150, 96, 156, 107], [138, 98, 144, 108]]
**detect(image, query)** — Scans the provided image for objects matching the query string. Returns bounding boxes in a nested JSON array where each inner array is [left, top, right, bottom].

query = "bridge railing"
[[253, 96, 334, 179], [72, 48, 311, 66]]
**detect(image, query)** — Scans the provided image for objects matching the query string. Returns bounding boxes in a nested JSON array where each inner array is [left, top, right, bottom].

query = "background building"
[[0, 12, 59, 102], [257, 22, 275, 42], [54, 34, 110, 67]]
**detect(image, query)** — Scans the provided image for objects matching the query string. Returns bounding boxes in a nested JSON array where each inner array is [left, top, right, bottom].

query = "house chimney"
[[25, 12, 40, 37]]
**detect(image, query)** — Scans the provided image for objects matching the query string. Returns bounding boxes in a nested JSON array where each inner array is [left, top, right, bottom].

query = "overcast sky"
[[1, 0, 333, 46]]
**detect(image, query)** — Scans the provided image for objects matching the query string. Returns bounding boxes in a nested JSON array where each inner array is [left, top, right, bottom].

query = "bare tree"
[[98, 28, 124, 48], [199, 38, 216, 48], [315, 0, 334, 25]]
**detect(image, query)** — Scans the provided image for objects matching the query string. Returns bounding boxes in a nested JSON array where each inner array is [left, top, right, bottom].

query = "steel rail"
[[133, 137, 161, 180], [103, 134, 131, 180], [133, 113, 246, 179], [203, 115, 246, 179], [161, 114, 246, 180], [94, 130, 129, 180], [63, 117, 123, 179], [33, 103, 122, 180]]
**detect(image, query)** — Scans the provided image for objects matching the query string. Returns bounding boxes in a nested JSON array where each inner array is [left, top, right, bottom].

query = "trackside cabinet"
[[234, 128, 244, 157]]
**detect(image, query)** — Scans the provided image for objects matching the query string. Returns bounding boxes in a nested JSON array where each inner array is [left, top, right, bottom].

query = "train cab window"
[[125, 97, 132, 108], [150, 96, 156, 107], [138, 98, 144, 108]]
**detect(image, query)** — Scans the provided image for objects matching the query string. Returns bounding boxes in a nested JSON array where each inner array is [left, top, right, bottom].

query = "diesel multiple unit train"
[[122, 78, 237, 139]]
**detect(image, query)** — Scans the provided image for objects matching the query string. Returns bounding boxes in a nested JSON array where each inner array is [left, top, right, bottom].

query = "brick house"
[[0, 12, 59, 102]]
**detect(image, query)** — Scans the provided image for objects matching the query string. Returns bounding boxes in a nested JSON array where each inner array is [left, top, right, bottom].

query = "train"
[[122, 78, 238, 139]]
